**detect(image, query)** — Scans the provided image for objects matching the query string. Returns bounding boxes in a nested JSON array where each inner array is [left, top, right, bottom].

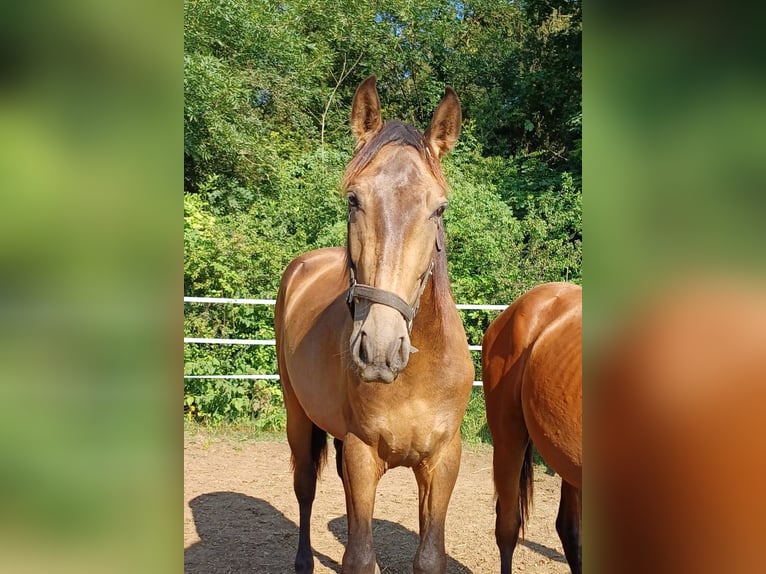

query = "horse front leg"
[[412, 431, 462, 574], [340, 433, 382, 574]]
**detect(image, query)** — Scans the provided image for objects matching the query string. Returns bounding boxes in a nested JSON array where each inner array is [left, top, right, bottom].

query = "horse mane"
[[424, 220, 458, 336], [342, 121, 449, 190]]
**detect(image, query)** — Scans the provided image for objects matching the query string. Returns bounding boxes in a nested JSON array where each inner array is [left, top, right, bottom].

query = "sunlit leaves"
[[183, 0, 581, 429]]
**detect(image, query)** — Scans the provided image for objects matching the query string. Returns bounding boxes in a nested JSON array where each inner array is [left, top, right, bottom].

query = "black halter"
[[346, 214, 442, 333]]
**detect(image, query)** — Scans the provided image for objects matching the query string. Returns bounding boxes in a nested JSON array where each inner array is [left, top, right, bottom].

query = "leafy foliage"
[[183, 0, 581, 438]]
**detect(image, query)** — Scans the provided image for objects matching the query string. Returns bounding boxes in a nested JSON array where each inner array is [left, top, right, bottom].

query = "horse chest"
[[349, 393, 457, 464]]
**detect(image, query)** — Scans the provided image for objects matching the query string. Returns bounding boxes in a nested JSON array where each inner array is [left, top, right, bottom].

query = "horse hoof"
[[294, 556, 314, 573]]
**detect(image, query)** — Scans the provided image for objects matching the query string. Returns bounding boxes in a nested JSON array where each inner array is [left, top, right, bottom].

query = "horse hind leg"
[[285, 390, 328, 573], [556, 481, 582, 574], [333, 437, 343, 480], [493, 433, 533, 574]]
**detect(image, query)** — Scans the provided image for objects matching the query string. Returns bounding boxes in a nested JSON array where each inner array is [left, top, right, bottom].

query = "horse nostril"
[[388, 337, 409, 371], [359, 331, 369, 364]]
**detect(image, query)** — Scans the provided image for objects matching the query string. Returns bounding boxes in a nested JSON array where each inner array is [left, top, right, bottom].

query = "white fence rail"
[[184, 337, 277, 346], [184, 296, 507, 386]]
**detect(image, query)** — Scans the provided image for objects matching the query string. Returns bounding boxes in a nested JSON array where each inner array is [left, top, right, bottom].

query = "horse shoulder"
[[276, 247, 352, 438]]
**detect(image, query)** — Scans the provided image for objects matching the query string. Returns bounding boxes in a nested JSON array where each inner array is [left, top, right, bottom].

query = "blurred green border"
[[4, 0, 766, 570], [0, 1, 180, 572], [585, 7, 766, 319], [584, 6, 766, 571]]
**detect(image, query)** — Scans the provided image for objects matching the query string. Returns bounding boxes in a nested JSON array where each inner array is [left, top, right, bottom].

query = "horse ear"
[[351, 75, 383, 146], [424, 87, 462, 158]]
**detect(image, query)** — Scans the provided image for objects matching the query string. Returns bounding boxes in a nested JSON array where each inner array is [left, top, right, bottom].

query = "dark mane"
[[426, 221, 457, 336], [342, 121, 448, 190]]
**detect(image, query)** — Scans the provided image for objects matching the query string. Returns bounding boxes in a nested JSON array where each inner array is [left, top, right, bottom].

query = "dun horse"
[[482, 282, 582, 574], [274, 76, 474, 574]]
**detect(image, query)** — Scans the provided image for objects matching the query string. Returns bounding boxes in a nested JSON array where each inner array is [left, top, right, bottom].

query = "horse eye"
[[434, 203, 448, 218], [346, 193, 360, 210]]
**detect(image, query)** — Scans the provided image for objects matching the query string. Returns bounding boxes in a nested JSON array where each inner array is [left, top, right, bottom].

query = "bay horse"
[[481, 282, 582, 574], [591, 280, 766, 573], [274, 76, 474, 574]]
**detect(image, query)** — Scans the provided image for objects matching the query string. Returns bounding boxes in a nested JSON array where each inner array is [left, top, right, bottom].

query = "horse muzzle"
[[350, 302, 413, 383]]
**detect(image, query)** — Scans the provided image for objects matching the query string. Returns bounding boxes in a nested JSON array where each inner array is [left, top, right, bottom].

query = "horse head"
[[344, 76, 461, 383]]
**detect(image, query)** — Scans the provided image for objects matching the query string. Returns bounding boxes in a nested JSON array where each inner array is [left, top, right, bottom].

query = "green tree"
[[183, 0, 581, 431]]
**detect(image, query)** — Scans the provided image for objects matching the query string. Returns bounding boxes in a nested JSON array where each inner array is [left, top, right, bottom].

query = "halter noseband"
[[346, 215, 442, 333]]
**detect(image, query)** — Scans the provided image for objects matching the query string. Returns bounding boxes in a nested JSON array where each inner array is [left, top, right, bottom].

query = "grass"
[[461, 387, 493, 444], [184, 418, 285, 444], [185, 387, 493, 445]]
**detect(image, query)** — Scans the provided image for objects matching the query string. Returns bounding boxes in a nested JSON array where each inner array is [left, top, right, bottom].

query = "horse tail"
[[310, 423, 329, 478], [519, 441, 535, 536]]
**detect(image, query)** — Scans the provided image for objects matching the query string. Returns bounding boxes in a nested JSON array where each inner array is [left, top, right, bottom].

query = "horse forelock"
[[342, 121, 448, 191]]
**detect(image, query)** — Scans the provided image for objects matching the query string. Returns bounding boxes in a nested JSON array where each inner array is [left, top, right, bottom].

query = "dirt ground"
[[184, 432, 569, 573]]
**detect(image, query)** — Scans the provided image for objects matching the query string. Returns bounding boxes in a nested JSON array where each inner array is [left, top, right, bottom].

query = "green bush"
[[183, 0, 581, 438], [461, 387, 493, 444]]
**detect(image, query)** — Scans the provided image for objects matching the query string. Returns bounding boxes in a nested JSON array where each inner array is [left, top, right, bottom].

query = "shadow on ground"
[[186, 491, 478, 573], [326, 515, 472, 573], [519, 538, 567, 564], [186, 492, 338, 573]]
